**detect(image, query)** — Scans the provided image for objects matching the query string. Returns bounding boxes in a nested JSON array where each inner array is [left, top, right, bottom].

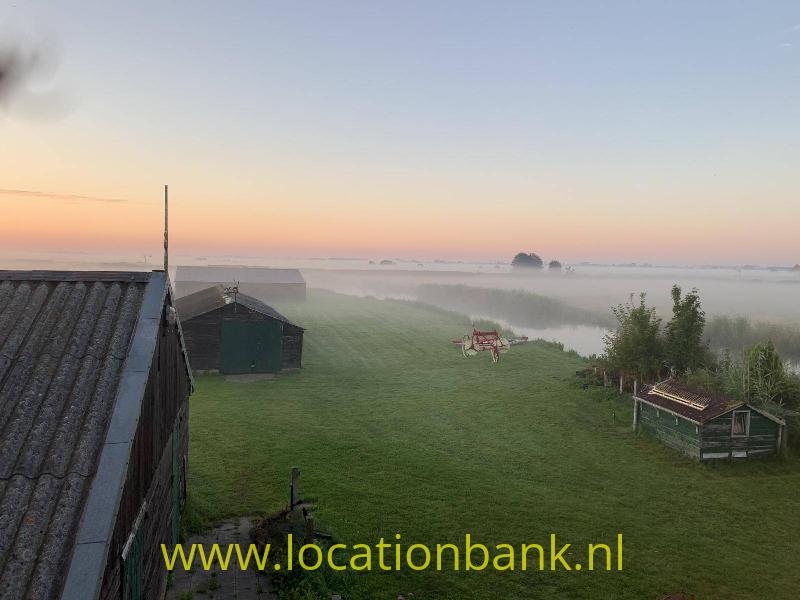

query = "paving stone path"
[[166, 517, 277, 600]]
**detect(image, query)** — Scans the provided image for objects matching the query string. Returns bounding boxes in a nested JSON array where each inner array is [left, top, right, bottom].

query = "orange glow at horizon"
[[2, 188, 797, 265]]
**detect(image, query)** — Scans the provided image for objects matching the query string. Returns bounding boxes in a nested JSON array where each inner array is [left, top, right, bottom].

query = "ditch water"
[[471, 315, 608, 357]]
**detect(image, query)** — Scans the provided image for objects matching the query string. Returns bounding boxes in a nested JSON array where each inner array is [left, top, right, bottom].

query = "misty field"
[[187, 290, 800, 600]]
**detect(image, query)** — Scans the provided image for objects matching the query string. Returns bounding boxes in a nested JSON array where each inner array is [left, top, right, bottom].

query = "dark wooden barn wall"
[[179, 308, 223, 371], [282, 323, 303, 369], [99, 303, 190, 600], [181, 304, 303, 371]]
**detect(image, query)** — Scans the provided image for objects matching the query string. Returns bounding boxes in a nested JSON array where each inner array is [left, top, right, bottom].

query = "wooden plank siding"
[[282, 323, 304, 369], [99, 303, 191, 600], [638, 402, 702, 458], [701, 410, 780, 458]]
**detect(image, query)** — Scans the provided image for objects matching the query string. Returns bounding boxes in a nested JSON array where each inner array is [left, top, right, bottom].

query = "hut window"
[[732, 410, 750, 437]]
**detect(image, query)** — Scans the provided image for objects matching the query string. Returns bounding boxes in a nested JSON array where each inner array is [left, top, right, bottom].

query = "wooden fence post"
[[291, 467, 300, 509], [305, 516, 315, 543]]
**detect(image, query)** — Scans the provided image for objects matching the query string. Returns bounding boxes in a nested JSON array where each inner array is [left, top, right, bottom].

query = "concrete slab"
[[224, 373, 276, 383], [165, 517, 277, 600]]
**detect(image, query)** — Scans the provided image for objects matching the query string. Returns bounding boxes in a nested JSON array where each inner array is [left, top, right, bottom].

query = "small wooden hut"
[[633, 379, 785, 460], [176, 285, 304, 373]]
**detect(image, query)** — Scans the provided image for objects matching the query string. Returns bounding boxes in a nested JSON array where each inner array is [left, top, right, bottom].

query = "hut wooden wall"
[[100, 303, 191, 600], [701, 411, 780, 457], [638, 402, 702, 459], [639, 401, 781, 460]]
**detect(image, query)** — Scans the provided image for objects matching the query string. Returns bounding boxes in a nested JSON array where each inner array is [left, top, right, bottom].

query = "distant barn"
[[176, 285, 304, 374], [175, 265, 306, 302], [633, 379, 785, 460], [0, 270, 192, 600]]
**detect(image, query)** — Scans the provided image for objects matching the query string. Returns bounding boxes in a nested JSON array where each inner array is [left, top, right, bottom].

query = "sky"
[[1, 1, 799, 265]]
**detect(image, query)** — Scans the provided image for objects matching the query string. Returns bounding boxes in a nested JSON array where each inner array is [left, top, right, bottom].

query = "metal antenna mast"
[[163, 184, 169, 273]]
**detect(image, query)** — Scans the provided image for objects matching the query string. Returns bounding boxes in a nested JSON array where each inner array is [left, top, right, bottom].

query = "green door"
[[219, 319, 283, 374]]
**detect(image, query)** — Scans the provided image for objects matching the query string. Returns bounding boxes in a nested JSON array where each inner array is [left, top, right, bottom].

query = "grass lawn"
[[187, 289, 800, 599]]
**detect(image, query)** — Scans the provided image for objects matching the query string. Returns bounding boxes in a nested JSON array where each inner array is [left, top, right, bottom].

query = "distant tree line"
[[511, 252, 563, 271]]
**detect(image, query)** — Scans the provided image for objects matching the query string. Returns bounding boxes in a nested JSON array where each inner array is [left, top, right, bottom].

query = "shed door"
[[219, 319, 283, 374]]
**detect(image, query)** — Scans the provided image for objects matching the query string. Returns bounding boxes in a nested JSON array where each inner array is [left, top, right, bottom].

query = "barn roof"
[[176, 265, 305, 285], [636, 379, 784, 425], [174, 284, 228, 320], [0, 270, 188, 600], [175, 285, 302, 328]]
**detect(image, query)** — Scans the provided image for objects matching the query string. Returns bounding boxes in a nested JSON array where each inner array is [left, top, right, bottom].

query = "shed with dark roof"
[[0, 270, 192, 600], [175, 265, 306, 302], [176, 285, 304, 373], [633, 379, 785, 460]]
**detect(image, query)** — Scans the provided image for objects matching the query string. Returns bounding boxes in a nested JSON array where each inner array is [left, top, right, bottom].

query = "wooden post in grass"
[[290, 467, 300, 509], [619, 375, 624, 394], [305, 516, 315, 543], [603, 371, 609, 387]]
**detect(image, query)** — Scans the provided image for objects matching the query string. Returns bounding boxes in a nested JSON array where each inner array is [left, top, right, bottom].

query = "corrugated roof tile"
[[0, 271, 150, 600]]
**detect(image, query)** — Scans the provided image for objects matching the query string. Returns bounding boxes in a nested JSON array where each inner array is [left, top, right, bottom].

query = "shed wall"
[[701, 410, 780, 458], [180, 304, 303, 372], [179, 309, 223, 371], [638, 401, 702, 458], [282, 323, 304, 369], [99, 303, 191, 599]]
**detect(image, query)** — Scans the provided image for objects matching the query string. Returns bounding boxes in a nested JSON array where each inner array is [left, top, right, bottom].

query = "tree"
[[511, 252, 543, 269], [548, 260, 562, 270], [664, 285, 707, 376], [602, 293, 663, 381]]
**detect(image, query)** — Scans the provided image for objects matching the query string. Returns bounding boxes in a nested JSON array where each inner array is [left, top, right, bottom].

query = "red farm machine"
[[451, 328, 511, 363]]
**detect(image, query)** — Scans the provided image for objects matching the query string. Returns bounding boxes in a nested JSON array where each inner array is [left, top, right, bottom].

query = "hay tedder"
[[451, 328, 512, 363]]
